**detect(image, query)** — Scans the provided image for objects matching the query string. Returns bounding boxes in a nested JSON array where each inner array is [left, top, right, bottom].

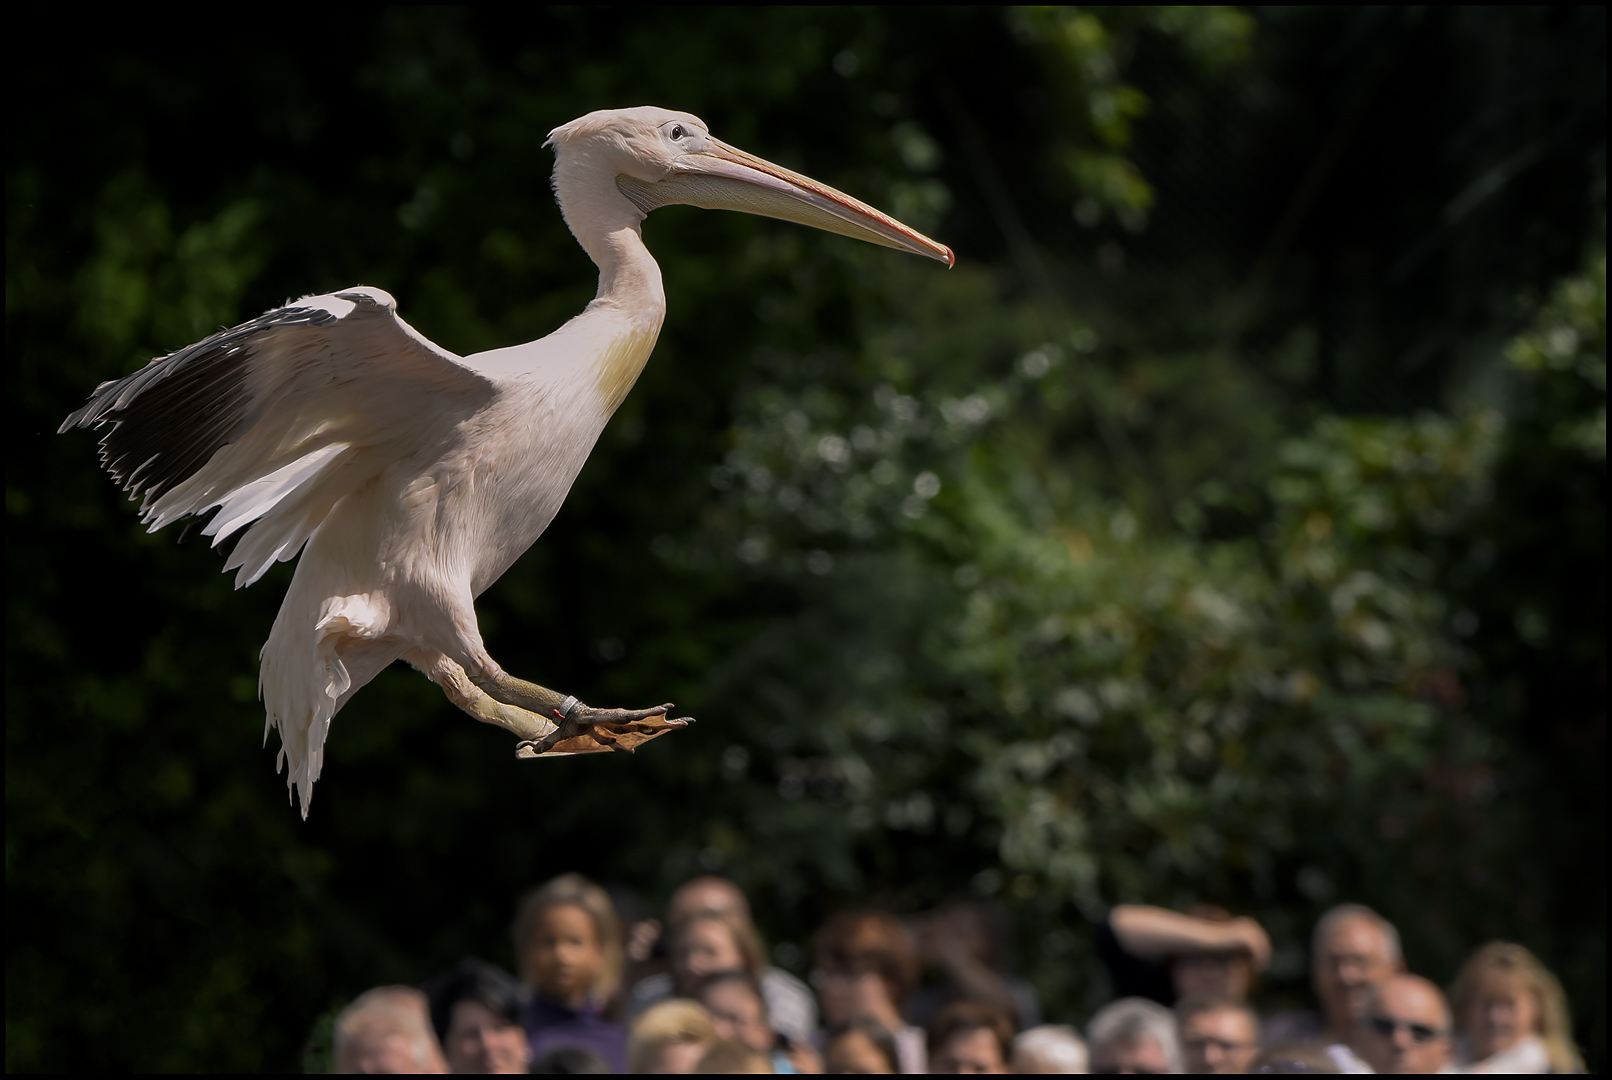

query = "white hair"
[[333, 986, 442, 1073], [1087, 997, 1182, 1073], [1312, 903, 1402, 963], [1013, 1024, 1089, 1073]]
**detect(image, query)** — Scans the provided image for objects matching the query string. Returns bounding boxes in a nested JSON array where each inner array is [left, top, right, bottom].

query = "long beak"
[[619, 138, 955, 267]]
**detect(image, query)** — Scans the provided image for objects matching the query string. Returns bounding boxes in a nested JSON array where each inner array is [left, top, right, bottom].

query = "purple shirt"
[[523, 997, 628, 1073]]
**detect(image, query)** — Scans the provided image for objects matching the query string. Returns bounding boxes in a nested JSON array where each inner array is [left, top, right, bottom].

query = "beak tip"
[[941, 246, 956, 269]]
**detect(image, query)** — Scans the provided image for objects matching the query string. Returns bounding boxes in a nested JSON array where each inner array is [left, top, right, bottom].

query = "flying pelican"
[[60, 106, 953, 815]]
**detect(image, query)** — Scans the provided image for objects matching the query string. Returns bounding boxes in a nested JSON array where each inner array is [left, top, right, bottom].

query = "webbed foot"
[[515, 701, 694, 758]]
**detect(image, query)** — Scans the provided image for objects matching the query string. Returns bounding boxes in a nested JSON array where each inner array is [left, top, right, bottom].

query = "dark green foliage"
[[7, 8, 1603, 1072]]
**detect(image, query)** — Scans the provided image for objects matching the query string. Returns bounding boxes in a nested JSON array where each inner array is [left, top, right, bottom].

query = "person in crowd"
[[675, 910, 768, 991], [822, 1018, 902, 1074], [1312, 905, 1403, 1042], [628, 998, 718, 1073], [1308, 904, 1405, 1072], [423, 959, 533, 1074], [1175, 994, 1260, 1074], [654, 907, 804, 1060], [1010, 1024, 1088, 1074], [906, 899, 1041, 1033], [697, 1037, 776, 1073], [333, 986, 449, 1074], [695, 971, 775, 1061], [1086, 997, 1182, 1074], [813, 910, 928, 1073], [1260, 902, 1406, 1073], [1449, 941, 1583, 1073], [1353, 973, 1453, 1074], [626, 876, 818, 1045], [927, 1001, 1014, 1074], [514, 872, 629, 1071], [1098, 903, 1271, 1007], [695, 970, 822, 1074]]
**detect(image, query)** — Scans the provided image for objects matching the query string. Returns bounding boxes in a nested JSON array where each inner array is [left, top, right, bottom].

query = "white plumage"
[[61, 106, 951, 815]]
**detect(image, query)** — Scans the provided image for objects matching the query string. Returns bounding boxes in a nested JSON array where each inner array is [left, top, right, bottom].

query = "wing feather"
[[61, 287, 497, 586]]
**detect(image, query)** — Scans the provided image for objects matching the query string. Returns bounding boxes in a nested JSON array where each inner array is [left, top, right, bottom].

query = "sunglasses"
[[1368, 1016, 1447, 1043]]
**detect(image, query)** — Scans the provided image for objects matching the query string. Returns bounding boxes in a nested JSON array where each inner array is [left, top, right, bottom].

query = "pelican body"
[[61, 107, 952, 815]]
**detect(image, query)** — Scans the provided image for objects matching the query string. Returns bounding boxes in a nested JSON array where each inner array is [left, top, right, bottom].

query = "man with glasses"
[[1175, 995, 1259, 1073], [1311, 906, 1405, 1043], [1355, 974, 1454, 1074], [1269, 903, 1406, 1072]]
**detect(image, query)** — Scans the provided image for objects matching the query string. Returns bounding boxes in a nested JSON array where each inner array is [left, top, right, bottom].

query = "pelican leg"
[[467, 667, 694, 757], [469, 670, 569, 715], [414, 651, 559, 744]]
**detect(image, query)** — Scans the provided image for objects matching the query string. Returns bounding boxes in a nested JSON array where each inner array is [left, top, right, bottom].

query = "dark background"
[[8, 8, 1604, 1071]]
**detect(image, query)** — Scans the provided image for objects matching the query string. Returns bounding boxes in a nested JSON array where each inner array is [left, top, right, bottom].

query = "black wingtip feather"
[[60, 301, 344, 503]]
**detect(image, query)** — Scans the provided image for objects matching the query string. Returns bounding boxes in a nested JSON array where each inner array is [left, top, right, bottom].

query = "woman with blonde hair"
[[513, 871, 629, 1071], [628, 998, 718, 1073], [1448, 941, 1583, 1073]]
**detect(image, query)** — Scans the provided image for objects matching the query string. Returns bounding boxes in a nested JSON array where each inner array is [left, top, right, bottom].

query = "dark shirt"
[[1095, 915, 1175, 1006], [523, 996, 628, 1073]]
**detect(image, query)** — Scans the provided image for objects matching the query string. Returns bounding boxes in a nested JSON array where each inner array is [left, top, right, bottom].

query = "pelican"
[[60, 106, 953, 815]]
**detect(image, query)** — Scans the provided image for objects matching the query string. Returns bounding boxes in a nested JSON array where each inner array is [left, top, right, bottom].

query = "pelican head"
[[546, 106, 954, 267]]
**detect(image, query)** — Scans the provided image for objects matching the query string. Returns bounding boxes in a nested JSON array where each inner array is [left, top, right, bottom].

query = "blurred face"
[[675, 917, 744, 984], [825, 1030, 896, 1074], [525, 903, 606, 1007], [702, 980, 773, 1054], [643, 1039, 708, 1074], [814, 968, 901, 1028], [932, 1027, 1009, 1074], [1314, 916, 1399, 1033], [1172, 951, 1253, 1001], [1090, 1035, 1170, 1075], [1465, 972, 1541, 1060], [338, 1029, 436, 1074], [443, 1000, 532, 1074], [1181, 1007, 1259, 1074], [1357, 977, 1452, 1075]]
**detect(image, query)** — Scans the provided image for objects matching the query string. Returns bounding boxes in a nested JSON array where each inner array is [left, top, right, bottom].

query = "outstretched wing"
[[61, 286, 497, 587]]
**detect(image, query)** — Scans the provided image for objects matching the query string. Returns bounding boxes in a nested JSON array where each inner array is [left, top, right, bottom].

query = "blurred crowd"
[[329, 876, 1583, 1074]]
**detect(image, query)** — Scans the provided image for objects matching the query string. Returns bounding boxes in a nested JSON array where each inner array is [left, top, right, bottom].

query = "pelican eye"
[[669, 125, 685, 141]]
